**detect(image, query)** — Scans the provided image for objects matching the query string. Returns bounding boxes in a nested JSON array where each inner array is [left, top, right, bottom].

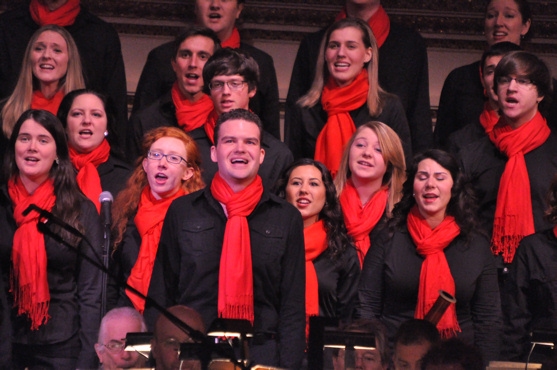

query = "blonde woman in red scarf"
[[58, 89, 131, 212], [275, 159, 359, 329], [291, 18, 411, 176], [1, 25, 84, 140], [0, 109, 103, 368], [110, 127, 204, 314], [335, 121, 405, 266], [460, 51, 557, 266], [358, 149, 502, 365]]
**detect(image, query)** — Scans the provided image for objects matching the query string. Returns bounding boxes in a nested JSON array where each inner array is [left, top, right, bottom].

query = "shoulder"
[[131, 93, 175, 126], [0, 5, 29, 24], [445, 61, 481, 82], [146, 41, 174, 60], [239, 42, 274, 65], [74, 7, 119, 34], [385, 22, 426, 48], [459, 136, 498, 168]]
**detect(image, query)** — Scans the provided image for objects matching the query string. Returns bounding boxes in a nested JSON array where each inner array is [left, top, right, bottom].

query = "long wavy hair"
[[57, 89, 126, 160], [390, 149, 478, 239], [335, 121, 406, 217], [111, 127, 205, 247], [297, 18, 390, 117], [2, 25, 85, 138], [4, 109, 84, 244], [275, 158, 354, 261]]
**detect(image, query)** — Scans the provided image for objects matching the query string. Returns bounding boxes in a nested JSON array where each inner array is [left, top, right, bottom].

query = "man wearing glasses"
[[95, 307, 148, 369]]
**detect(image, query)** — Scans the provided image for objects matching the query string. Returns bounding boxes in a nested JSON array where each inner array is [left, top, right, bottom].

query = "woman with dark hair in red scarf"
[[0, 109, 103, 369], [358, 149, 502, 365], [57, 89, 131, 212], [289, 18, 412, 176], [110, 126, 205, 314], [275, 158, 359, 328]]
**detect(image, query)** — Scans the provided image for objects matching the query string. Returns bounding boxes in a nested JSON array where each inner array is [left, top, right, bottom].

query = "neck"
[[351, 175, 382, 205], [346, 2, 380, 21], [180, 87, 204, 103], [217, 26, 235, 43], [40, 82, 59, 99], [19, 174, 48, 195], [303, 216, 319, 229]]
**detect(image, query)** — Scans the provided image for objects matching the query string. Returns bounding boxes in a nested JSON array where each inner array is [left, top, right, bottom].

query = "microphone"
[[99, 191, 113, 227]]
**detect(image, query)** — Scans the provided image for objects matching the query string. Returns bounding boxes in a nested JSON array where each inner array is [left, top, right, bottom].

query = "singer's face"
[[15, 118, 57, 188], [142, 137, 194, 200], [65, 93, 108, 154]]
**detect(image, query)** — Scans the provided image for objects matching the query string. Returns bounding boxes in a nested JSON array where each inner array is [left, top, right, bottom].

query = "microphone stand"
[[100, 215, 110, 318], [24, 204, 249, 370]]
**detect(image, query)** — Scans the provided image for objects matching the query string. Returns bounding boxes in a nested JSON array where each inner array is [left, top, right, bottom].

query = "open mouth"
[[39, 64, 54, 70], [208, 13, 222, 19], [357, 160, 373, 167], [79, 129, 93, 137], [231, 158, 248, 164]]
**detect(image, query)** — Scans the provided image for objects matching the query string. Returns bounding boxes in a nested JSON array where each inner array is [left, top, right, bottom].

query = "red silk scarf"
[[171, 82, 214, 132], [29, 0, 80, 26], [31, 89, 64, 116], [407, 206, 461, 339]]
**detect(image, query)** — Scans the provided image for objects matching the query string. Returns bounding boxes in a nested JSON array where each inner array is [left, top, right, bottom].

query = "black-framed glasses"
[[208, 80, 247, 91], [497, 75, 534, 87], [147, 150, 188, 165], [101, 339, 126, 354]]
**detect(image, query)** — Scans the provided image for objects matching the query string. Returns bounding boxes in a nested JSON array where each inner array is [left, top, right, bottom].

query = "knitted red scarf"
[[488, 111, 550, 263], [407, 206, 461, 339], [336, 5, 390, 48], [221, 27, 241, 49], [316, 70, 369, 177], [304, 220, 328, 319], [479, 102, 499, 135], [69, 139, 110, 213], [126, 186, 186, 313], [31, 89, 64, 116], [171, 82, 214, 132], [8, 176, 56, 330], [204, 109, 219, 145], [29, 0, 80, 27], [340, 180, 388, 266], [211, 172, 263, 323]]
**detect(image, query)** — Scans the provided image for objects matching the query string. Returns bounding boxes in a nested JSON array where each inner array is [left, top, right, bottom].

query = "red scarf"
[[340, 181, 388, 266], [69, 139, 110, 213], [336, 5, 390, 48], [29, 0, 80, 26], [211, 172, 263, 323], [316, 70, 369, 176], [126, 186, 186, 313], [221, 27, 241, 48], [204, 109, 219, 145], [171, 82, 214, 132], [407, 207, 461, 339], [31, 89, 64, 116], [479, 102, 499, 135], [304, 220, 328, 319], [488, 111, 550, 263], [8, 176, 56, 330]]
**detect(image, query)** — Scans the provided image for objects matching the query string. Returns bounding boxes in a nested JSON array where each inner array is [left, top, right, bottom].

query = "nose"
[[495, 13, 504, 25], [41, 46, 51, 59], [210, 0, 220, 9], [28, 138, 38, 152], [299, 182, 309, 194], [337, 45, 346, 57]]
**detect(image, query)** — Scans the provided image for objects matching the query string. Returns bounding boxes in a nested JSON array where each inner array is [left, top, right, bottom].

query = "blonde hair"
[[2, 25, 85, 137], [335, 121, 406, 216], [111, 127, 205, 248], [297, 18, 387, 117]]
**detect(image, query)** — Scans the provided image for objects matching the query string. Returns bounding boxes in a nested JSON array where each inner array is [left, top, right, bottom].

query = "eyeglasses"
[[101, 339, 126, 354], [147, 150, 188, 165], [208, 80, 247, 92], [497, 75, 534, 87]]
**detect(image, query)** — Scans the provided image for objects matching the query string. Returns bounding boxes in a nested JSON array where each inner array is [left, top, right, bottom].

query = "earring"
[[55, 158, 59, 165], [104, 131, 108, 137]]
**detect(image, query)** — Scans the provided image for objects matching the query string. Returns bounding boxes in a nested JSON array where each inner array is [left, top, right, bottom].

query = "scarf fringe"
[[11, 283, 50, 330], [220, 303, 254, 325], [491, 219, 525, 263]]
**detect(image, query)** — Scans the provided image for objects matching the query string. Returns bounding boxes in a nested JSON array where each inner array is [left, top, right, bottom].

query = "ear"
[[537, 95, 545, 104], [150, 339, 158, 360], [235, 2, 244, 19], [248, 87, 257, 99], [259, 148, 265, 165], [94, 343, 103, 362], [210, 145, 218, 163], [171, 58, 178, 75], [521, 19, 532, 37], [182, 166, 194, 182], [364, 47, 372, 64], [142, 157, 148, 173]]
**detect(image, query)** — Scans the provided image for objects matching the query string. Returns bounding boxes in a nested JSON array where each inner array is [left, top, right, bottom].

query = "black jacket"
[[285, 21, 432, 153], [147, 187, 306, 369], [357, 225, 502, 364], [0, 188, 103, 368], [131, 40, 281, 140]]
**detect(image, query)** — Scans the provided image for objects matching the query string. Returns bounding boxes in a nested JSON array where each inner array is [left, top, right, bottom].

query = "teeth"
[[25, 157, 38, 162], [40, 64, 54, 69], [298, 199, 310, 204], [231, 159, 247, 164], [155, 173, 167, 179], [186, 74, 198, 79]]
